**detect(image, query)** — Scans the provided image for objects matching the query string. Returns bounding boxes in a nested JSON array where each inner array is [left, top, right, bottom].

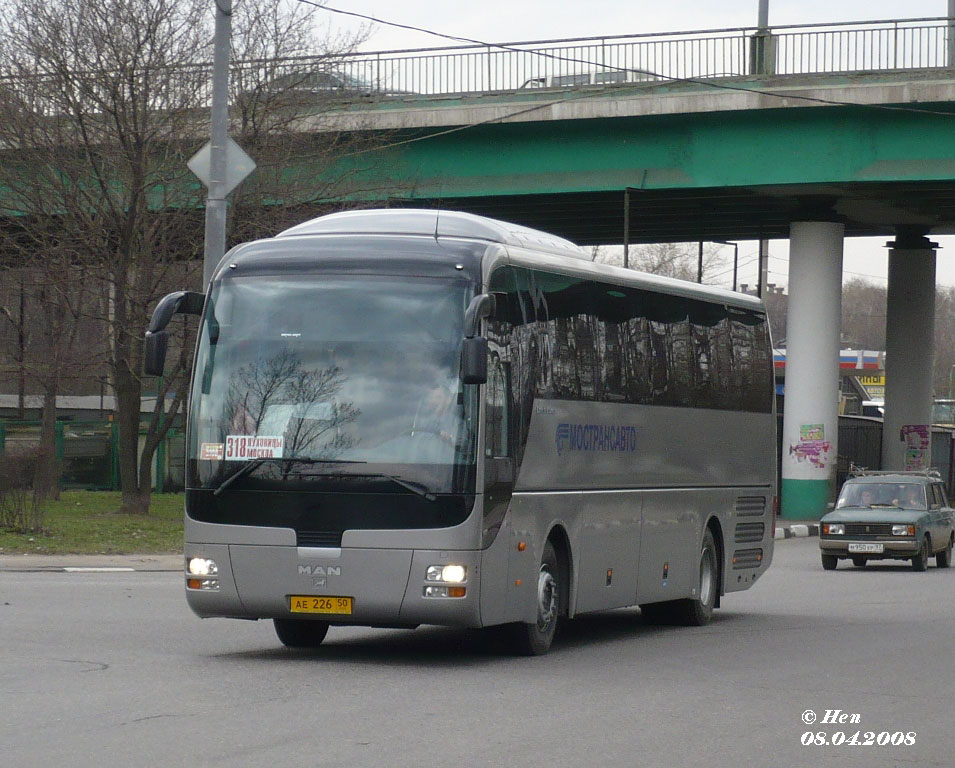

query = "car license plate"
[[289, 595, 353, 615], [848, 543, 884, 553]]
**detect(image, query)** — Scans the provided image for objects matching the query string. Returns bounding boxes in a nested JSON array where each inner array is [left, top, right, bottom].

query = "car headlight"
[[892, 524, 915, 536], [823, 523, 844, 535]]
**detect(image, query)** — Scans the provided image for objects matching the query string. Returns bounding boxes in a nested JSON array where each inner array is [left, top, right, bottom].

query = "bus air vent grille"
[[732, 548, 763, 569], [297, 530, 343, 547], [735, 496, 766, 517], [735, 522, 765, 543]]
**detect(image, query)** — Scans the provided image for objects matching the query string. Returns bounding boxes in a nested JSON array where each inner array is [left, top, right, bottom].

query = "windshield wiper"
[[323, 471, 437, 502], [212, 457, 367, 497]]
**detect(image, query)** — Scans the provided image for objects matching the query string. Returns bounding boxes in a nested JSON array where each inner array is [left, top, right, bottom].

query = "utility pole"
[[949, 0, 955, 68], [623, 188, 630, 269], [203, 0, 233, 289], [751, 0, 774, 75], [757, 239, 769, 298]]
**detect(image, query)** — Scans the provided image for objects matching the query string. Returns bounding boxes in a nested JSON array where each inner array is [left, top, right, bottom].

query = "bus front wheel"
[[274, 618, 329, 648], [510, 540, 559, 655]]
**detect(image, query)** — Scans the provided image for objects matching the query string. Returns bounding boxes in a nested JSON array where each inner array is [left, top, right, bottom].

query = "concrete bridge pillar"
[[881, 233, 937, 471], [781, 221, 845, 519]]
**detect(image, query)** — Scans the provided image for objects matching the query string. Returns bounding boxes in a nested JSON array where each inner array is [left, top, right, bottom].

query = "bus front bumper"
[[184, 544, 483, 628]]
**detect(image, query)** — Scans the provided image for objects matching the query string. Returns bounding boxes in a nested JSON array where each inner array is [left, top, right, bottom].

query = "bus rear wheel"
[[641, 529, 720, 626], [673, 528, 718, 626], [274, 618, 329, 648], [510, 540, 559, 655]]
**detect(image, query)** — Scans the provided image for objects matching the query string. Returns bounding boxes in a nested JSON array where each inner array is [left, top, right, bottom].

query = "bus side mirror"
[[144, 331, 169, 376], [461, 336, 488, 384], [143, 290, 205, 376]]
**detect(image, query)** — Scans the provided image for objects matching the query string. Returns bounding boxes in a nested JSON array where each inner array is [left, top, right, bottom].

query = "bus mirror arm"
[[463, 293, 496, 339], [144, 291, 205, 376], [147, 291, 205, 334], [461, 294, 495, 385]]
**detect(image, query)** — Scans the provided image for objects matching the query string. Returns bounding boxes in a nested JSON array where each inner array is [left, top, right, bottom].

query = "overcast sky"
[[319, 1, 955, 292], [332, 1, 953, 51]]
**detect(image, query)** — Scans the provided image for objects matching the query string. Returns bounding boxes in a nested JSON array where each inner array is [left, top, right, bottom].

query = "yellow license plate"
[[289, 595, 353, 615]]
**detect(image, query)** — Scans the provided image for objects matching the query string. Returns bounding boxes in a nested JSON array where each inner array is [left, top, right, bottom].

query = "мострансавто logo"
[[555, 423, 637, 456]]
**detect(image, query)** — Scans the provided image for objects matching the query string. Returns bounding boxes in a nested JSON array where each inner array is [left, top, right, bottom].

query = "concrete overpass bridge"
[[251, 17, 955, 517], [282, 16, 955, 245]]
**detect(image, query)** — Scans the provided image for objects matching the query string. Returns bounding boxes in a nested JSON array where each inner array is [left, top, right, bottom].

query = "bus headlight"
[[426, 564, 467, 583], [187, 557, 218, 576]]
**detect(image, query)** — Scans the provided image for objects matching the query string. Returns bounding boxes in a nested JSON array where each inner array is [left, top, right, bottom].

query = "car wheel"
[[821, 554, 838, 570], [936, 534, 953, 568], [911, 536, 930, 572], [510, 540, 559, 655], [274, 618, 329, 648], [851, 555, 866, 567]]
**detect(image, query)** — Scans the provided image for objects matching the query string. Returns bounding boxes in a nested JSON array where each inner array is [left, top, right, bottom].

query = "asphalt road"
[[2, 537, 953, 768]]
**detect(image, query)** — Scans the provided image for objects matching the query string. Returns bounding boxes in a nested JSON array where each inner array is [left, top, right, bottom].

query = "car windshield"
[[187, 274, 478, 493], [836, 482, 927, 510]]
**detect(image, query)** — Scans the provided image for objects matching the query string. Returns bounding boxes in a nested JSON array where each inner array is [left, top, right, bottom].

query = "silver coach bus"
[[145, 209, 776, 655]]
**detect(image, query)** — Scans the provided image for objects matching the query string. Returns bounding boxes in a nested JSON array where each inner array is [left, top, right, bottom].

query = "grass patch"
[[0, 491, 183, 554]]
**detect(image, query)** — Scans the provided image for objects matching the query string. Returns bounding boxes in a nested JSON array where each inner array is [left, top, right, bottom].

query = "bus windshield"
[[187, 274, 478, 492]]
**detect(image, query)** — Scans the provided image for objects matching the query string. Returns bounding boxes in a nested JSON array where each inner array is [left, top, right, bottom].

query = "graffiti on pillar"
[[900, 424, 930, 471], [789, 423, 831, 469]]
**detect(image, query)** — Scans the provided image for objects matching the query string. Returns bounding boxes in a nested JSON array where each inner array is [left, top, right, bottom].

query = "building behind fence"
[[0, 419, 184, 493]]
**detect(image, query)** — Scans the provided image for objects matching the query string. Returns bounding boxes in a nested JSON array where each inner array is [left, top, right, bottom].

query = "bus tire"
[[673, 528, 718, 626], [510, 540, 560, 655], [273, 618, 329, 648]]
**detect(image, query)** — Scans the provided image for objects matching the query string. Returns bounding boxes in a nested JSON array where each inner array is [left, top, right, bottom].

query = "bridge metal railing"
[[4, 17, 953, 113], [238, 17, 954, 98]]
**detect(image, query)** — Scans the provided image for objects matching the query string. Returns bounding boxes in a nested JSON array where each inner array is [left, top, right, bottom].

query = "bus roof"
[[504, 246, 765, 312], [277, 208, 588, 260], [273, 208, 765, 314]]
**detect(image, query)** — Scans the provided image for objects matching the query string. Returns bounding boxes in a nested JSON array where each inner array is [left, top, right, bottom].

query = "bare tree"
[[841, 278, 887, 350], [0, 0, 212, 513], [0, 0, 394, 513], [226, 0, 403, 242], [0, 227, 103, 500], [592, 242, 728, 282], [933, 286, 955, 398]]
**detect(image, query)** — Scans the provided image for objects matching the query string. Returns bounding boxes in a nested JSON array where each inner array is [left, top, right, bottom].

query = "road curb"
[[774, 523, 820, 540], [0, 554, 182, 573]]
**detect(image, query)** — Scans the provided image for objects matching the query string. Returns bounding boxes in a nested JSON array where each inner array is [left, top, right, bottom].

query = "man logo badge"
[[298, 565, 342, 576], [299, 564, 341, 588]]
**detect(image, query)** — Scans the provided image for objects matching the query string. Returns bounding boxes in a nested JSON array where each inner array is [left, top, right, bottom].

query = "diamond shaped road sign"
[[188, 138, 256, 196]]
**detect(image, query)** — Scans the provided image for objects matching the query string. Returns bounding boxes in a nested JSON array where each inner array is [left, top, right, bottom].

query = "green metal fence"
[[0, 419, 184, 492]]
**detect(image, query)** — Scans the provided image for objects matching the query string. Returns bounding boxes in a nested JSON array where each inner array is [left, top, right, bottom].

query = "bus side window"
[[486, 356, 510, 458]]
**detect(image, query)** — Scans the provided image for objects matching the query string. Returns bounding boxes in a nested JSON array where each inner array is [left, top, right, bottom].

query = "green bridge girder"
[[323, 81, 955, 244]]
